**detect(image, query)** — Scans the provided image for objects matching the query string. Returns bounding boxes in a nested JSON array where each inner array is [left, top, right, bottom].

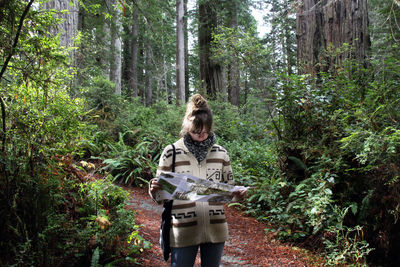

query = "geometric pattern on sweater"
[[207, 169, 222, 181], [172, 211, 197, 219], [163, 148, 187, 159], [209, 209, 225, 216], [210, 146, 227, 153]]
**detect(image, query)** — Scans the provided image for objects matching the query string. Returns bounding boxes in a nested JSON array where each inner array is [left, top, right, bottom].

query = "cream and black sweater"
[[151, 137, 234, 248]]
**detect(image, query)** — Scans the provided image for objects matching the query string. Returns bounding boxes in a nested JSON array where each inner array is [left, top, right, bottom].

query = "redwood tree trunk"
[[198, 1, 222, 99], [297, 0, 370, 75], [43, 0, 79, 49]]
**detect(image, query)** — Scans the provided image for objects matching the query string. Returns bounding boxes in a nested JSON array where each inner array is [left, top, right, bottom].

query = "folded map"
[[155, 172, 248, 203]]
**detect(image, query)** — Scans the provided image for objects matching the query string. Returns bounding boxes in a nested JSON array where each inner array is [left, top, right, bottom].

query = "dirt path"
[[125, 186, 322, 266]]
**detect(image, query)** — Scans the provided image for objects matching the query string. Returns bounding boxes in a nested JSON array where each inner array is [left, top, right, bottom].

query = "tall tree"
[[263, 0, 297, 75], [43, 0, 79, 49], [369, 0, 400, 62], [145, 41, 152, 106], [227, 0, 240, 106], [176, 0, 185, 104], [43, 0, 79, 92], [129, 0, 139, 98], [198, 0, 223, 99], [184, 0, 190, 102], [110, 0, 123, 95], [296, 0, 370, 75]]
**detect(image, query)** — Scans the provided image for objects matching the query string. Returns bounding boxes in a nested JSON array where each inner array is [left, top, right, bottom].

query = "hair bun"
[[192, 94, 208, 109]]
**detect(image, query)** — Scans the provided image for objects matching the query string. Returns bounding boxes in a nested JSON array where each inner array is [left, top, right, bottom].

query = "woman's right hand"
[[149, 178, 162, 193]]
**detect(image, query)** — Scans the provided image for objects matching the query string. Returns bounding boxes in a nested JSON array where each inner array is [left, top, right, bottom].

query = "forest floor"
[[124, 186, 325, 267]]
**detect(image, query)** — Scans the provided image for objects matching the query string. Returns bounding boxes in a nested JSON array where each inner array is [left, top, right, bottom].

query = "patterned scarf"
[[184, 132, 216, 163]]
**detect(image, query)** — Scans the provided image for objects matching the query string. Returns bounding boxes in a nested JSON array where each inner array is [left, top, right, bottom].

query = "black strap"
[[161, 143, 175, 261], [171, 144, 176, 172]]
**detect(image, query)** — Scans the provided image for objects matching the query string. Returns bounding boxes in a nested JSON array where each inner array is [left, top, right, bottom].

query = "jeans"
[[170, 242, 225, 267]]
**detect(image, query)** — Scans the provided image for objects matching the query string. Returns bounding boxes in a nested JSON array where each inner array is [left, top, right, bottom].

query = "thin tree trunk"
[[139, 43, 145, 103], [109, 0, 122, 95], [129, 0, 139, 98], [145, 41, 152, 106], [221, 66, 227, 102], [176, 0, 185, 105], [184, 0, 189, 102], [227, 0, 240, 106]]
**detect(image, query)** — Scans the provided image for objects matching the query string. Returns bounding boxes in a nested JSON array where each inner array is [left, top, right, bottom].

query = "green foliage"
[[323, 207, 373, 266], [0, 2, 149, 265], [249, 171, 335, 241], [255, 53, 400, 265], [212, 25, 266, 69], [83, 75, 125, 129], [101, 133, 159, 185], [79, 176, 129, 211], [73, 177, 150, 265], [340, 127, 400, 168], [112, 99, 184, 145], [81, 96, 185, 185]]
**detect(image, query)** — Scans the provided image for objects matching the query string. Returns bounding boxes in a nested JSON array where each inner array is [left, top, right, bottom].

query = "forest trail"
[[125, 186, 323, 267]]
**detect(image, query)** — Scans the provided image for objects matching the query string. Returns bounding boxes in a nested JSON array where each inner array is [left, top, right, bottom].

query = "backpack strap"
[[161, 143, 175, 261], [171, 143, 176, 172]]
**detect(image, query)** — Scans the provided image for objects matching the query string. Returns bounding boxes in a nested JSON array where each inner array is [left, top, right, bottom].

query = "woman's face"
[[189, 127, 209, 142]]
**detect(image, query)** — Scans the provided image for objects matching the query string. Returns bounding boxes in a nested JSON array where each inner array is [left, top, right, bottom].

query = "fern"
[[90, 247, 100, 267]]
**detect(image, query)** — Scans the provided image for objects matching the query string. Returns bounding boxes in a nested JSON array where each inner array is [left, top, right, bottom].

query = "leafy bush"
[[74, 177, 151, 265], [83, 76, 125, 131], [323, 206, 373, 266], [101, 132, 159, 185]]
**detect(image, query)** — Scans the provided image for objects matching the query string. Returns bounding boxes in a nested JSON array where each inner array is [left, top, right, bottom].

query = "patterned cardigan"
[[150, 137, 234, 248]]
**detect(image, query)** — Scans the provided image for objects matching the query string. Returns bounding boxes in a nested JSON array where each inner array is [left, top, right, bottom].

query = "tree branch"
[[0, 0, 34, 152], [0, 0, 34, 83]]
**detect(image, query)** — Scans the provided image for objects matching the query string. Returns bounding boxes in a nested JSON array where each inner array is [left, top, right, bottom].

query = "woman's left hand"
[[232, 189, 247, 200]]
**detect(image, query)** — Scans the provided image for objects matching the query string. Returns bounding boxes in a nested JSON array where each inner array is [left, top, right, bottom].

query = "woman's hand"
[[149, 178, 162, 194], [232, 188, 247, 200]]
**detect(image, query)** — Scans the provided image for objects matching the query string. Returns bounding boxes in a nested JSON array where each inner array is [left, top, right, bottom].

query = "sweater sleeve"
[[156, 144, 174, 177], [148, 144, 173, 203], [222, 150, 234, 186]]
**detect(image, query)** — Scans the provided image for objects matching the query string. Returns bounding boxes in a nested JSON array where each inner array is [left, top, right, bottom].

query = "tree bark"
[[184, 0, 189, 102], [227, 0, 240, 106], [145, 39, 153, 106], [129, 0, 139, 98], [109, 0, 122, 95], [297, 0, 370, 75], [43, 0, 79, 49], [43, 0, 78, 92], [176, 0, 185, 105], [198, 0, 222, 99]]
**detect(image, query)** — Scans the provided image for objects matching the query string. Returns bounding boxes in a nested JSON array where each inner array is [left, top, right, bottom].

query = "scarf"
[[184, 132, 216, 163]]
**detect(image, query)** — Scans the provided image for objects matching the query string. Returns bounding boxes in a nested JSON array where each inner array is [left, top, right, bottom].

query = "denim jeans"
[[170, 242, 225, 267]]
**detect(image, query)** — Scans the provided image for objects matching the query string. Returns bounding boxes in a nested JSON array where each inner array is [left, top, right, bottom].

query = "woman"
[[149, 94, 246, 267]]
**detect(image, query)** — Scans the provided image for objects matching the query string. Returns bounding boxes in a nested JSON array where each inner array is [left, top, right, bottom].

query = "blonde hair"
[[180, 94, 213, 136]]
